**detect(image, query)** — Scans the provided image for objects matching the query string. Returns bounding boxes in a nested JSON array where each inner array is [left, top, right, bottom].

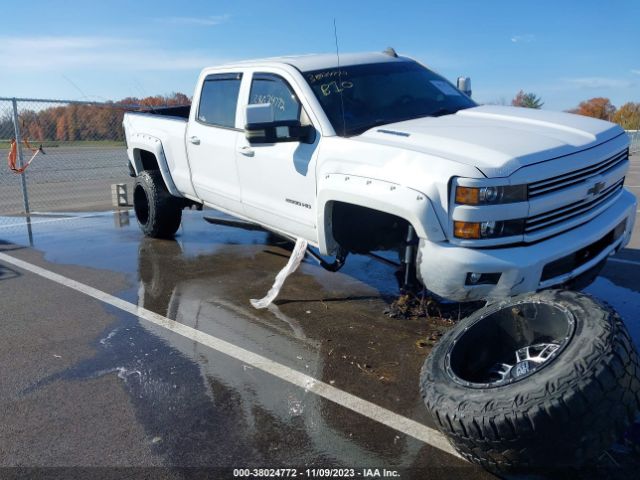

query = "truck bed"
[[140, 104, 191, 119], [123, 108, 195, 197]]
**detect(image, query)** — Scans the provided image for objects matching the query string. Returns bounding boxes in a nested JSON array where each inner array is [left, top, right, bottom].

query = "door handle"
[[189, 136, 200, 145], [238, 146, 254, 157]]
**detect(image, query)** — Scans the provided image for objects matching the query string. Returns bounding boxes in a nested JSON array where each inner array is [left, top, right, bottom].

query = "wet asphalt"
[[0, 210, 491, 479], [0, 155, 638, 478]]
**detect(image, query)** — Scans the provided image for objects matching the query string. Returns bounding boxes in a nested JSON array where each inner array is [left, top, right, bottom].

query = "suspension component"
[[305, 246, 348, 272], [400, 224, 419, 292]]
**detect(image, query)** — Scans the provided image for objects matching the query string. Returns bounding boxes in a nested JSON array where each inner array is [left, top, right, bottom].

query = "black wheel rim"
[[445, 300, 576, 388]]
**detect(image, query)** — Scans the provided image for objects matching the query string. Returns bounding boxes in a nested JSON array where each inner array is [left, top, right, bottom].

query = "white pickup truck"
[[123, 50, 636, 303]]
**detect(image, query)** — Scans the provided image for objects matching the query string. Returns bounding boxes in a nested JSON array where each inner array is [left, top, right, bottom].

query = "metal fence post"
[[11, 98, 31, 216]]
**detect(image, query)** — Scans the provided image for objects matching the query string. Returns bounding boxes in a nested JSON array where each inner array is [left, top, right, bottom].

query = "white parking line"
[[0, 213, 104, 230], [609, 257, 640, 267], [0, 251, 461, 460]]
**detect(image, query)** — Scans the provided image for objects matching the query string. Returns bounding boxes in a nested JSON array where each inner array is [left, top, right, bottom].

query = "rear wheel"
[[420, 289, 640, 473], [133, 170, 182, 238]]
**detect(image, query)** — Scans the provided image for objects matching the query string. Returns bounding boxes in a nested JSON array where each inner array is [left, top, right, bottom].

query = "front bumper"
[[417, 189, 637, 302]]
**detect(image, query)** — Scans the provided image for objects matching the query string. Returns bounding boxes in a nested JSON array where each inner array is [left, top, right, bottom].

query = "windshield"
[[303, 61, 477, 136]]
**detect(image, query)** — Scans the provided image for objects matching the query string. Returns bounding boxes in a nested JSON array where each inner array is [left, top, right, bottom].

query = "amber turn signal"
[[454, 221, 481, 239], [455, 186, 479, 205]]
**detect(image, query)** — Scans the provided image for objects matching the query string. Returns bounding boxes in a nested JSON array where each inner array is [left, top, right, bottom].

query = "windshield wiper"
[[345, 118, 396, 136], [430, 107, 459, 117], [348, 109, 461, 135], [345, 107, 461, 136]]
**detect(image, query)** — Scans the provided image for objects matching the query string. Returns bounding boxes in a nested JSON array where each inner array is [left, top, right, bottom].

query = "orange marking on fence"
[[7, 138, 45, 174]]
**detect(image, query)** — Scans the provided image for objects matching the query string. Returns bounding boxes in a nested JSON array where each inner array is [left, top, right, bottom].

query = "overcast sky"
[[1, 0, 638, 110]]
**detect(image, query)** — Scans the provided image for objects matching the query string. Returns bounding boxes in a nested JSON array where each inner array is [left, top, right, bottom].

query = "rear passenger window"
[[198, 73, 243, 127]]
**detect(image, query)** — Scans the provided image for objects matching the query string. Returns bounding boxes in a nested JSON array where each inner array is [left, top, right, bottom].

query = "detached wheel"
[[420, 289, 640, 473], [134, 170, 182, 238]]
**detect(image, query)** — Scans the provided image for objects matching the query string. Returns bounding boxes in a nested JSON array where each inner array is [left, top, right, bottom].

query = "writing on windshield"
[[303, 61, 476, 136]]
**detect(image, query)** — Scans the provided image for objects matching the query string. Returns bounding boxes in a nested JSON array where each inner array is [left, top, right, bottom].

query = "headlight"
[[455, 185, 527, 205], [454, 219, 525, 239]]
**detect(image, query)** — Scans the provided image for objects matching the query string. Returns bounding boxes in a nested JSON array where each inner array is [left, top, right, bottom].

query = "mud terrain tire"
[[134, 170, 182, 238], [420, 289, 640, 473]]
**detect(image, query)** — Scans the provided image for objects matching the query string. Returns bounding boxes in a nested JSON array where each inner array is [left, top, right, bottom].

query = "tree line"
[[0, 93, 190, 143], [2, 90, 638, 143], [511, 90, 640, 130]]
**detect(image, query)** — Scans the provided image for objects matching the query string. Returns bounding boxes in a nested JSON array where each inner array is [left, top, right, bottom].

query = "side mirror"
[[245, 119, 315, 144], [457, 76, 472, 97], [245, 104, 315, 144]]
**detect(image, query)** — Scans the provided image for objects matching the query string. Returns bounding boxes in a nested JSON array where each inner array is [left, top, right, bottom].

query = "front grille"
[[525, 179, 624, 233], [528, 148, 628, 198]]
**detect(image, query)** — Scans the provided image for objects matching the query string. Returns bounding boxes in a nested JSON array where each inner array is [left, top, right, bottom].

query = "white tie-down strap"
[[250, 238, 309, 309]]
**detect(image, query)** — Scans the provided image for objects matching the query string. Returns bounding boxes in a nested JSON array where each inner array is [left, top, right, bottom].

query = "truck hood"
[[355, 105, 625, 177]]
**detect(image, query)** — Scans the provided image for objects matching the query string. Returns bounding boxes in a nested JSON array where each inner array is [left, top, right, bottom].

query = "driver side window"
[[249, 74, 308, 123]]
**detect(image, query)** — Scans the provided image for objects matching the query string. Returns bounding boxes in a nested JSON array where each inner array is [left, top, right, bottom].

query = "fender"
[[127, 132, 182, 197], [316, 173, 446, 255]]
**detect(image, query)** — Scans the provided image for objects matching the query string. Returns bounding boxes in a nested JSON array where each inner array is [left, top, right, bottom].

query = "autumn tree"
[[612, 102, 640, 130], [55, 115, 67, 141], [0, 114, 14, 139], [20, 110, 43, 140], [569, 97, 616, 121], [511, 90, 544, 109], [126, 92, 192, 109], [13, 92, 191, 143]]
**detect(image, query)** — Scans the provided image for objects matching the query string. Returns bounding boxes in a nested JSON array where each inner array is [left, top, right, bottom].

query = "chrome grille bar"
[[525, 180, 624, 233], [528, 149, 628, 198]]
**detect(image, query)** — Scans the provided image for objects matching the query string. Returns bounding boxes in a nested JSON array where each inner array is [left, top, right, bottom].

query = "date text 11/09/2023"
[[232, 468, 400, 478]]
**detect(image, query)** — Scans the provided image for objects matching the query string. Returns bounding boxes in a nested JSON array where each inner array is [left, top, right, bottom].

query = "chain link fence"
[[0, 98, 148, 225], [628, 130, 640, 155]]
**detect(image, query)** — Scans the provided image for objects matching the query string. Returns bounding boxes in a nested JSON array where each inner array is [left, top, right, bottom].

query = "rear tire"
[[420, 289, 640, 473], [133, 170, 182, 238]]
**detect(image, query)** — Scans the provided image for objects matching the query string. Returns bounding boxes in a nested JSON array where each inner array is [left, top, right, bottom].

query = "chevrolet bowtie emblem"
[[587, 181, 606, 196]]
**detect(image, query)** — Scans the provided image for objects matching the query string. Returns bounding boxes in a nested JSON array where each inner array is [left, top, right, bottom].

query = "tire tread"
[[134, 170, 182, 238], [420, 289, 640, 472]]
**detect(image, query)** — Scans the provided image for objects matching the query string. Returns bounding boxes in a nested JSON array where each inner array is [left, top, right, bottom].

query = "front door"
[[236, 72, 319, 241]]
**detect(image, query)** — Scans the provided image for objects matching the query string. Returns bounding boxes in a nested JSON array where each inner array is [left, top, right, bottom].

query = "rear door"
[[236, 72, 320, 241], [186, 72, 244, 213]]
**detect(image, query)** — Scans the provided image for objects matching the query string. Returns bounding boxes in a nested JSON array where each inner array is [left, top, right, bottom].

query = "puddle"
[[3, 208, 639, 473], [586, 277, 640, 349]]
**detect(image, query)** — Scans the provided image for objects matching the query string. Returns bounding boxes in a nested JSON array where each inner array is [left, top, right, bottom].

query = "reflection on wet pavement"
[[3, 208, 639, 475], [0, 210, 485, 475]]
